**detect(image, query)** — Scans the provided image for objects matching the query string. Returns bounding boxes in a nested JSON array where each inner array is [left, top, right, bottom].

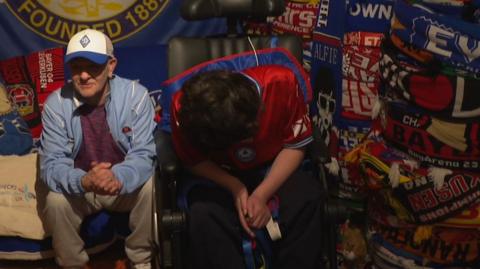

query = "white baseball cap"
[[65, 29, 114, 64]]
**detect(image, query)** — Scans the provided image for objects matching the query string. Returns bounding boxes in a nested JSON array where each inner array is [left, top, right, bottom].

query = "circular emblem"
[[4, 0, 169, 44], [7, 84, 35, 118], [235, 147, 256, 163]]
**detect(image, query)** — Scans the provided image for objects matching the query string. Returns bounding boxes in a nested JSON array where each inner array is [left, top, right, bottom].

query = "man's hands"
[[232, 184, 271, 238], [81, 162, 123, 195]]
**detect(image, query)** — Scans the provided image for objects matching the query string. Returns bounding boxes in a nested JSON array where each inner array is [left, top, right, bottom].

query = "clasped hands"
[[233, 185, 271, 238], [81, 161, 123, 195]]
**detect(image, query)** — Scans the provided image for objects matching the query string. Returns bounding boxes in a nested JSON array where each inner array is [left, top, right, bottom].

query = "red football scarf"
[[343, 45, 381, 83], [342, 78, 379, 120], [343, 31, 384, 47], [355, 138, 480, 223], [0, 47, 64, 138], [379, 101, 480, 172]]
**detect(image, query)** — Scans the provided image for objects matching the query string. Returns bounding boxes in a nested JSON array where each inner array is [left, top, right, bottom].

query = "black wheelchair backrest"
[[181, 0, 285, 20], [168, 35, 303, 77]]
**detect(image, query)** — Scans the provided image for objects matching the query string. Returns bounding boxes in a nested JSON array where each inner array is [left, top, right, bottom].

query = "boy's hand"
[[232, 184, 254, 237], [246, 193, 271, 229]]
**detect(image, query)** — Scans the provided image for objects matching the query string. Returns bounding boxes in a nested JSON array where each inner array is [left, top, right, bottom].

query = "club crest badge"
[[235, 147, 256, 163], [4, 0, 169, 44]]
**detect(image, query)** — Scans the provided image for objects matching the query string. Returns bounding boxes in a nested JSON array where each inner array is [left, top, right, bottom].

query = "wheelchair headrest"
[[181, 0, 285, 20]]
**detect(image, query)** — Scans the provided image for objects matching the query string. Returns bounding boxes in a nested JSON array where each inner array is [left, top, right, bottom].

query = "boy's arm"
[[245, 147, 305, 229], [189, 160, 255, 236], [189, 160, 243, 194], [251, 146, 306, 203]]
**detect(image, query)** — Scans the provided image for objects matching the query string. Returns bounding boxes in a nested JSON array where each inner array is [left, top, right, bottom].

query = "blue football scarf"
[[370, 238, 430, 269], [346, 0, 396, 33], [157, 47, 311, 132], [392, 0, 480, 74], [409, 0, 476, 18]]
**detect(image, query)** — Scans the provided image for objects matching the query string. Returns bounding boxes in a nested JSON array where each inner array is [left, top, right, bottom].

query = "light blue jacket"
[[39, 75, 156, 194]]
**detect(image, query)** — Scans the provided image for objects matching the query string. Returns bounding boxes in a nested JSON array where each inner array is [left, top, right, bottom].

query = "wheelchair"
[[152, 1, 355, 268]]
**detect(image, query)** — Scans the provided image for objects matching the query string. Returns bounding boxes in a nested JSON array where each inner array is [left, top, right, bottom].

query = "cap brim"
[[64, 51, 109, 65]]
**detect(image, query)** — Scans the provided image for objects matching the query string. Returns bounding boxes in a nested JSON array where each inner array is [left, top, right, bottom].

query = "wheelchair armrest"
[[154, 128, 180, 179]]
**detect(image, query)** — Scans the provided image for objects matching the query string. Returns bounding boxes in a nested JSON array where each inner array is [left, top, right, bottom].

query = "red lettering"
[[449, 175, 469, 196], [421, 189, 438, 208], [435, 184, 453, 202], [408, 193, 427, 211]]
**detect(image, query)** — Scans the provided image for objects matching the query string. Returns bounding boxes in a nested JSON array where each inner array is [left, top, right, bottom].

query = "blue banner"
[[0, 1, 227, 90]]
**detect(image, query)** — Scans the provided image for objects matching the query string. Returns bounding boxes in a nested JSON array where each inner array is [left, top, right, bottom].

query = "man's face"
[[68, 57, 116, 104]]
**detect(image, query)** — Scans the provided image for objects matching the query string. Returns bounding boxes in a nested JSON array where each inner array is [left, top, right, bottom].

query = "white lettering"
[[426, 25, 453, 57], [457, 35, 480, 63], [317, 0, 330, 27], [349, 3, 392, 19]]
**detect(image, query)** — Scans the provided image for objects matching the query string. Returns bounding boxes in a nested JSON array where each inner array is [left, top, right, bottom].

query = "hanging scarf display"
[[370, 221, 480, 266], [380, 38, 480, 121], [392, 0, 480, 74], [378, 101, 480, 172], [353, 137, 480, 223]]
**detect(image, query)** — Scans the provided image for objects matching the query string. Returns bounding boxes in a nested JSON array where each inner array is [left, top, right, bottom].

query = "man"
[[39, 29, 156, 269], [171, 67, 323, 269]]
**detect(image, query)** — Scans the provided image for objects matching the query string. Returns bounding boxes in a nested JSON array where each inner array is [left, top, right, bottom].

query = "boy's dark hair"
[[178, 70, 261, 151]]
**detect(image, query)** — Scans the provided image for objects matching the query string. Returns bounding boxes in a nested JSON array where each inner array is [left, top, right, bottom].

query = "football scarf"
[[0, 47, 64, 138], [371, 222, 480, 266], [342, 45, 381, 83], [441, 203, 480, 228], [346, 0, 396, 33], [390, 17, 480, 80], [272, 1, 319, 40], [341, 78, 380, 120], [354, 137, 480, 223], [336, 146, 369, 200], [371, 232, 478, 268], [392, 0, 480, 74], [330, 119, 372, 200], [379, 101, 480, 172], [343, 31, 384, 47], [369, 195, 480, 230], [372, 251, 407, 269], [380, 38, 480, 121], [408, 0, 475, 18], [371, 236, 439, 269], [388, 32, 435, 64]]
